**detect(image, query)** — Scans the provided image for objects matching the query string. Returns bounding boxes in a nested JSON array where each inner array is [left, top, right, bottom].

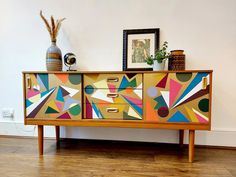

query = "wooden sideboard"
[[23, 70, 213, 162]]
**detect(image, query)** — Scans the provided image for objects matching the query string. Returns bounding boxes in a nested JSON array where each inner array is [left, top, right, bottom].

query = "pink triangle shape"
[[122, 95, 142, 108], [57, 112, 71, 119], [169, 79, 182, 107], [27, 89, 40, 98], [194, 112, 208, 123], [108, 84, 116, 93], [156, 74, 168, 88], [55, 102, 63, 111]]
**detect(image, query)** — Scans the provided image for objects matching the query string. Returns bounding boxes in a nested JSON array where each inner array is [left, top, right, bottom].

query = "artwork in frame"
[[123, 28, 160, 71]]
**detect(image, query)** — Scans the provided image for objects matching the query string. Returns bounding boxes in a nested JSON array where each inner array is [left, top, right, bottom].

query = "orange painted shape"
[[146, 101, 159, 122], [55, 74, 68, 83], [49, 113, 59, 118], [125, 87, 133, 94]]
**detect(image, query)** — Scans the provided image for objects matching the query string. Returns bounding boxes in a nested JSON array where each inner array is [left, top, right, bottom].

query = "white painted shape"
[[192, 108, 209, 121], [92, 108, 99, 119], [160, 91, 170, 108], [61, 86, 79, 97], [91, 89, 113, 103], [134, 83, 142, 98], [134, 89, 142, 99], [128, 106, 142, 119], [26, 88, 55, 116]]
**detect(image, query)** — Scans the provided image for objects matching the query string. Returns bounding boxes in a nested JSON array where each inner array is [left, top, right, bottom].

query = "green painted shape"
[[129, 78, 137, 88], [198, 98, 209, 112], [123, 112, 140, 120], [69, 104, 81, 116], [176, 73, 192, 82], [69, 74, 81, 85], [45, 106, 59, 114]]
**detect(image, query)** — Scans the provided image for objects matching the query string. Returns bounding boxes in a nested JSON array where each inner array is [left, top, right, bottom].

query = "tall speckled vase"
[[46, 41, 62, 71]]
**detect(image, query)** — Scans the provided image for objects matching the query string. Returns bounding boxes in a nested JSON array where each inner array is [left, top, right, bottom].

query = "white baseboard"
[[0, 121, 235, 147]]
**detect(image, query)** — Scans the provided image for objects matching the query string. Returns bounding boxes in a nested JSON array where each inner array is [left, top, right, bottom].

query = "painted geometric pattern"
[[25, 73, 82, 120], [144, 72, 210, 123], [84, 74, 143, 120]]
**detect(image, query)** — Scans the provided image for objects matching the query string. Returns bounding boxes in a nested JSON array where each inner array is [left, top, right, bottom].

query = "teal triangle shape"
[[45, 106, 59, 114], [38, 74, 49, 90]]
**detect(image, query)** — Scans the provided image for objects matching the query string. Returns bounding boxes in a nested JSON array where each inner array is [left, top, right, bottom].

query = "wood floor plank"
[[0, 137, 235, 177]]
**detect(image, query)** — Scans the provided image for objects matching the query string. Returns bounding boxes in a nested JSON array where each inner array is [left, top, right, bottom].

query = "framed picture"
[[123, 28, 160, 71]]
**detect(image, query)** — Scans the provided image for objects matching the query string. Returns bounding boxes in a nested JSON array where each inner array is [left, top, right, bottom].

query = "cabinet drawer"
[[84, 88, 142, 104], [144, 72, 211, 123], [84, 103, 143, 120], [84, 73, 143, 89], [24, 73, 82, 120]]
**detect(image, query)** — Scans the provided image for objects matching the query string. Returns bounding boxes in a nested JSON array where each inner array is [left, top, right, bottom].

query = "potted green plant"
[[146, 41, 170, 71]]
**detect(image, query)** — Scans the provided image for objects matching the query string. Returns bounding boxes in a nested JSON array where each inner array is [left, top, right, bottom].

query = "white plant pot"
[[153, 60, 165, 71]]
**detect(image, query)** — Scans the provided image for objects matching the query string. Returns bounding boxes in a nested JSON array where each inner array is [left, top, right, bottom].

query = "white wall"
[[0, 0, 236, 146]]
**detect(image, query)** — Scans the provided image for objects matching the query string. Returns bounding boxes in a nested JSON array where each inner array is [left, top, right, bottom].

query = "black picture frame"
[[123, 28, 160, 71]]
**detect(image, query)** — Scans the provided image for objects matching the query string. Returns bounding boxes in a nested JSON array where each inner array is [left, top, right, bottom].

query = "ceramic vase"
[[46, 42, 62, 71], [153, 60, 165, 71]]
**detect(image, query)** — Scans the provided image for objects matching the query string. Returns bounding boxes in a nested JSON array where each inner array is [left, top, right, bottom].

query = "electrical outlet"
[[2, 108, 14, 119]]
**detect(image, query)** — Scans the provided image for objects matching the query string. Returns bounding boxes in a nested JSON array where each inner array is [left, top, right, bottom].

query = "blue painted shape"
[[38, 74, 49, 90], [56, 87, 64, 102], [85, 85, 94, 94], [123, 96, 143, 115], [26, 99, 32, 107], [118, 76, 129, 92], [154, 95, 168, 110], [174, 73, 208, 105], [92, 102, 103, 118], [168, 111, 190, 122]]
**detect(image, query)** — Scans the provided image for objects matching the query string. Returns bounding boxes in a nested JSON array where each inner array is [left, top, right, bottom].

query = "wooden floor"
[[0, 136, 235, 177]]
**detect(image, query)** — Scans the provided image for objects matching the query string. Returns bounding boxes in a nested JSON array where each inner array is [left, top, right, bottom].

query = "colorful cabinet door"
[[83, 73, 143, 120], [24, 73, 82, 120], [144, 72, 211, 123]]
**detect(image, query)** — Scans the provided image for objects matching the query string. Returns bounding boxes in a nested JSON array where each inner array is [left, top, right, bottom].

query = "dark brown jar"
[[168, 50, 185, 70]]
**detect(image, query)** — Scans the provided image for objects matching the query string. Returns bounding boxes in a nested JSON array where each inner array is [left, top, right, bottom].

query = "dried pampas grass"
[[40, 10, 65, 42]]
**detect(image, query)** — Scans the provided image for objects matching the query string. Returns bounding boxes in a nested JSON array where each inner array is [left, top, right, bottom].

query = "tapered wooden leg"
[[189, 130, 195, 163], [179, 130, 184, 147], [38, 125, 44, 155], [55, 126, 60, 143]]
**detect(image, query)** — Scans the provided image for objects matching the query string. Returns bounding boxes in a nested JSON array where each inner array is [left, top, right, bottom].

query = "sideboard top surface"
[[22, 70, 213, 74]]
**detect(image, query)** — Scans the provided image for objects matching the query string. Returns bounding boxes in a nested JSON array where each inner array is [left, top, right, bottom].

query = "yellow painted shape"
[[88, 74, 100, 81], [30, 74, 38, 86], [94, 79, 108, 89], [185, 106, 198, 122], [114, 104, 125, 111], [28, 94, 41, 103], [48, 100, 60, 112]]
